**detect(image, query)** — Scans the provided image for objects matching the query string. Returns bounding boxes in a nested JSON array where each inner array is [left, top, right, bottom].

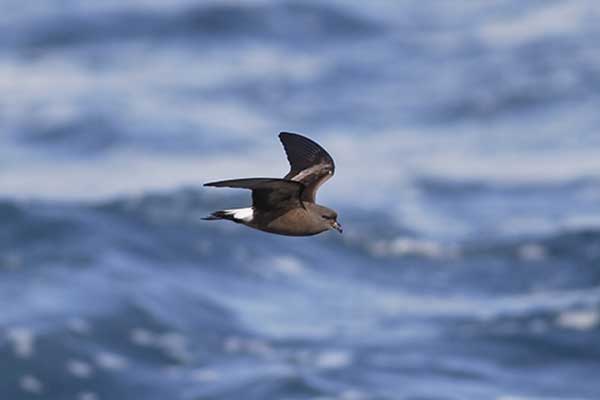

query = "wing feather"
[[279, 132, 335, 203], [204, 178, 304, 211]]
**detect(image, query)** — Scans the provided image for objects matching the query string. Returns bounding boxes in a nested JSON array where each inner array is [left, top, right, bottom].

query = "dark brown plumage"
[[203, 132, 341, 236]]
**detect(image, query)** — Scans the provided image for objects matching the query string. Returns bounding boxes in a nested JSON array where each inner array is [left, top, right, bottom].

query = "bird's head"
[[320, 208, 343, 234]]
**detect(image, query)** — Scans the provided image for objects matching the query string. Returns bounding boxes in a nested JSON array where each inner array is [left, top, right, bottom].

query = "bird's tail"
[[202, 208, 253, 223], [202, 210, 234, 221]]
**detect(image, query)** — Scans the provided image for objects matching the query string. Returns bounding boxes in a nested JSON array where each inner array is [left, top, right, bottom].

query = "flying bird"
[[203, 132, 342, 236]]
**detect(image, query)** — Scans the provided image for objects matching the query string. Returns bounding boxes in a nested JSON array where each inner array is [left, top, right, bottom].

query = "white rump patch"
[[225, 207, 253, 222]]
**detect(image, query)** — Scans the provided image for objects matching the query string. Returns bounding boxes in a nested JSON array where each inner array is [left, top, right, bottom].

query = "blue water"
[[2, 1, 600, 399]]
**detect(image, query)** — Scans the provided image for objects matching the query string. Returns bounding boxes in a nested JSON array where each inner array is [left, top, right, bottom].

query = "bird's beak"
[[332, 221, 343, 234]]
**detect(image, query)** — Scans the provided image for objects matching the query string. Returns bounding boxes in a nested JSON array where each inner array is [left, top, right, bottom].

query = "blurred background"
[[1, 1, 600, 399]]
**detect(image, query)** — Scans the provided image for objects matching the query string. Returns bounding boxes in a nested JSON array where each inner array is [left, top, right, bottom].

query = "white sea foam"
[[130, 328, 156, 346], [6, 327, 35, 359], [66, 359, 94, 379], [77, 392, 99, 400], [315, 350, 353, 369], [271, 256, 306, 277], [20, 375, 44, 394], [157, 332, 191, 362], [480, 1, 593, 47], [369, 236, 455, 259], [67, 318, 92, 335], [556, 310, 599, 331], [96, 352, 128, 370], [222, 336, 274, 357], [375, 286, 600, 321], [339, 390, 366, 400]]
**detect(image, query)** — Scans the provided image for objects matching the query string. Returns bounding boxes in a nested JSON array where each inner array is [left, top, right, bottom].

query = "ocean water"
[[1, 1, 600, 399]]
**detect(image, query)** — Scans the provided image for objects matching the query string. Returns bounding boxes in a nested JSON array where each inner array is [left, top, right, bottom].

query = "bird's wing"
[[279, 132, 335, 203], [204, 178, 305, 211]]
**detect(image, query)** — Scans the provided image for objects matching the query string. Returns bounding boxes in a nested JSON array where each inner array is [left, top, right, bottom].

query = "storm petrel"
[[203, 132, 341, 236]]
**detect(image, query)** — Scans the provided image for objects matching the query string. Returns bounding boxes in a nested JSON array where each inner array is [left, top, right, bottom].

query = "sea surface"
[[1, 1, 600, 399]]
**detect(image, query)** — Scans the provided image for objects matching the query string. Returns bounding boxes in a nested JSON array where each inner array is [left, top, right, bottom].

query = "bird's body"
[[203, 132, 341, 236], [213, 204, 332, 236]]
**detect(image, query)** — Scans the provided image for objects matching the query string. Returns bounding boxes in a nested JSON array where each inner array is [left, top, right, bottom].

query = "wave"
[[2, 188, 600, 399], [3, 1, 600, 397], [3, 188, 599, 282], [4, 2, 380, 51]]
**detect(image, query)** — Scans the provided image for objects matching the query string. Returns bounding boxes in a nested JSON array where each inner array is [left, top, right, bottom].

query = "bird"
[[203, 132, 342, 236]]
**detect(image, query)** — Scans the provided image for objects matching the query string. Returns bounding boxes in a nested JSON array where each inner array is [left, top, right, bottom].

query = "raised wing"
[[279, 132, 335, 203], [204, 178, 305, 211]]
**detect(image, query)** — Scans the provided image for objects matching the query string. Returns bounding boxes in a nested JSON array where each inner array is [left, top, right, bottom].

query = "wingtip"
[[279, 132, 310, 146], [279, 131, 299, 139]]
